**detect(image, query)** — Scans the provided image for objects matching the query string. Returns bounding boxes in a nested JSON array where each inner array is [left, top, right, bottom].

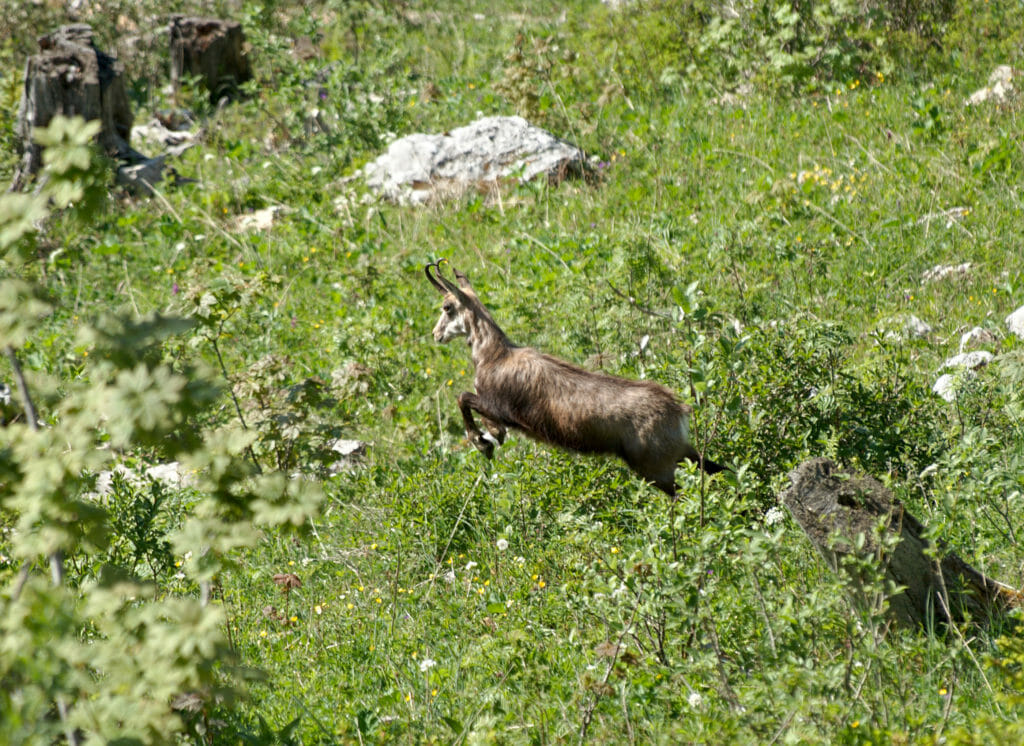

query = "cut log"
[[11, 24, 134, 190], [169, 16, 252, 102], [781, 458, 1024, 629]]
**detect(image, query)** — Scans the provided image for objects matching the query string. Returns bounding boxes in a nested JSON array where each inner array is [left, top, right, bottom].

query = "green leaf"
[[33, 115, 101, 150], [0, 279, 53, 348], [0, 193, 48, 253]]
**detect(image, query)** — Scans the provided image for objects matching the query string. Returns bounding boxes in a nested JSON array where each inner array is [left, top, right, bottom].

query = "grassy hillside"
[[3, 0, 1024, 743]]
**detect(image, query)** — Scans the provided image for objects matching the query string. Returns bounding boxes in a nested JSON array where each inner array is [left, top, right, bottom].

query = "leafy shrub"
[[576, 0, 964, 96], [710, 319, 944, 504], [0, 116, 323, 743]]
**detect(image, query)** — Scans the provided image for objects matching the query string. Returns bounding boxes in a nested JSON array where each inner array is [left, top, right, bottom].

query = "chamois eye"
[[443, 302, 455, 314]]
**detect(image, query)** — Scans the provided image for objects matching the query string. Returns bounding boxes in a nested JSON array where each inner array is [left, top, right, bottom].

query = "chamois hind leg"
[[623, 449, 678, 497], [457, 392, 503, 459], [634, 462, 677, 497], [651, 471, 678, 497]]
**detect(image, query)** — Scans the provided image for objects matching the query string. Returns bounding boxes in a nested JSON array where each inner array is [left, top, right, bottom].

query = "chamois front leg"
[[457, 391, 502, 459]]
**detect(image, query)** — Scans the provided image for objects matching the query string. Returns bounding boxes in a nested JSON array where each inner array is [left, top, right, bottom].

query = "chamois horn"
[[426, 258, 466, 296], [425, 259, 452, 294]]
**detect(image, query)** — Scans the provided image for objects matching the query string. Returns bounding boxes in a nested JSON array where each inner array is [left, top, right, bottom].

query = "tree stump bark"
[[11, 24, 134, 190], [781, 457, 1023, 629], [169, 16, 252, 103]]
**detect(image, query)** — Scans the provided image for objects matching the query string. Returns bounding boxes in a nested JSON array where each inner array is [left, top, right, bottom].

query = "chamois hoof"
[[472, 432, 498, 459]]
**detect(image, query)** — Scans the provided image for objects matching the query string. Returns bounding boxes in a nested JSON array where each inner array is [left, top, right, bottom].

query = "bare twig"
[[5, 345, 77, 742], [425, 474, 484, 600], [801, 199, 875, 252], [711, 147, 776, 174], [519, 231, 570, 271], [208, 333, 262, 474], [5, 345, 40, 430], [749, 569, 778, 656], [703, 616, 741, 711], [578, 599, 642, 745], [605, 281, 673, 320], [767, 707, 798, 746]]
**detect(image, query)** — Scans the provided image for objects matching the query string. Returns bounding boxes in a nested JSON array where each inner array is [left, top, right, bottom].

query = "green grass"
[[3, 0, 1024, 742]]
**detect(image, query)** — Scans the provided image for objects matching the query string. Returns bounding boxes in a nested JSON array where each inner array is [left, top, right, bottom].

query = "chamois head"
[[425, 259, 477, 344]]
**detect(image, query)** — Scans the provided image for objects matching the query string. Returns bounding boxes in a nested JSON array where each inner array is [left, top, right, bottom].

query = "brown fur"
[[426, 260, 725, 495]]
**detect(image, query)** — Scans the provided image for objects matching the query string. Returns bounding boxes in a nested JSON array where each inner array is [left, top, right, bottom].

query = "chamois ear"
[[452, 267, 472, 289]]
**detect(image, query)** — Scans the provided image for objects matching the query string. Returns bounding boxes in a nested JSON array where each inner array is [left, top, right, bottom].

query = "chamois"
[[426, 260, 726, 496]]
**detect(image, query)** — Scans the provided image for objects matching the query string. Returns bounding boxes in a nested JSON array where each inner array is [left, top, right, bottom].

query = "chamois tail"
[[699, 457, 728, 475], [681, 453, 729, 475]]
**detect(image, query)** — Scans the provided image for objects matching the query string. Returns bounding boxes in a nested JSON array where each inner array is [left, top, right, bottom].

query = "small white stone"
[[903, 315, 932, 339], [958, 326, 996, 352], [922, 262, 971, 284], [942, 350, 993, 370], [1006, 305, 1024, 339], [932, 374, 958, 402]]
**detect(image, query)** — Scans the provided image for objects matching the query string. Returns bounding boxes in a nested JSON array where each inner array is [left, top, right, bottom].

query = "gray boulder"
[[363, 115, 589, 205], [965, 65, 1022, 106]]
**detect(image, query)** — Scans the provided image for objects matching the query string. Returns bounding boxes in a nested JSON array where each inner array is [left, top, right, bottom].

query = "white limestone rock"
[[958, 326, 997, 352], [941, 350, 993, 371], [965, 65, 1022, 106], [131, 117, 198, 154], [903, 315, 933, 339], [880, 314, 931, 341], [327, 438, 368, 475], [1006, 305, 1024, 339], [95, 461, 195, 496], [921, 262, 971, 284], [231, 205, 288, 232], [363, 115, 589, 205], [932, 373, 958, 403]]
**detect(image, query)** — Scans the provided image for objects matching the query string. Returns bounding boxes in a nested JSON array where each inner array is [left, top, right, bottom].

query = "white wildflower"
[[465, 561, 478, 571], [688, 691, 703, 708], [419, 657, 436, 673], [764, 506, 786, 527], [496, 538, 509, 551]]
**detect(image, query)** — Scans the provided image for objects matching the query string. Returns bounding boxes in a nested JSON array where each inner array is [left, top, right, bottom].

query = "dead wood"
[[169, 16, 252, 103], [12, 24, 134, 190], [781, 457, 1023, 629]]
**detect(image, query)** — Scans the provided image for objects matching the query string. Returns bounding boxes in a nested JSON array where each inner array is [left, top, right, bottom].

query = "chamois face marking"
[[433, 294, 469, 343]]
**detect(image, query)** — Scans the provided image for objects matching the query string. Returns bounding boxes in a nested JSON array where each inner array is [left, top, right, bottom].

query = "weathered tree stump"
[[169, 16, 252, 102], [11, 24, 134, 190], [781, 458, 1023, 629]]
